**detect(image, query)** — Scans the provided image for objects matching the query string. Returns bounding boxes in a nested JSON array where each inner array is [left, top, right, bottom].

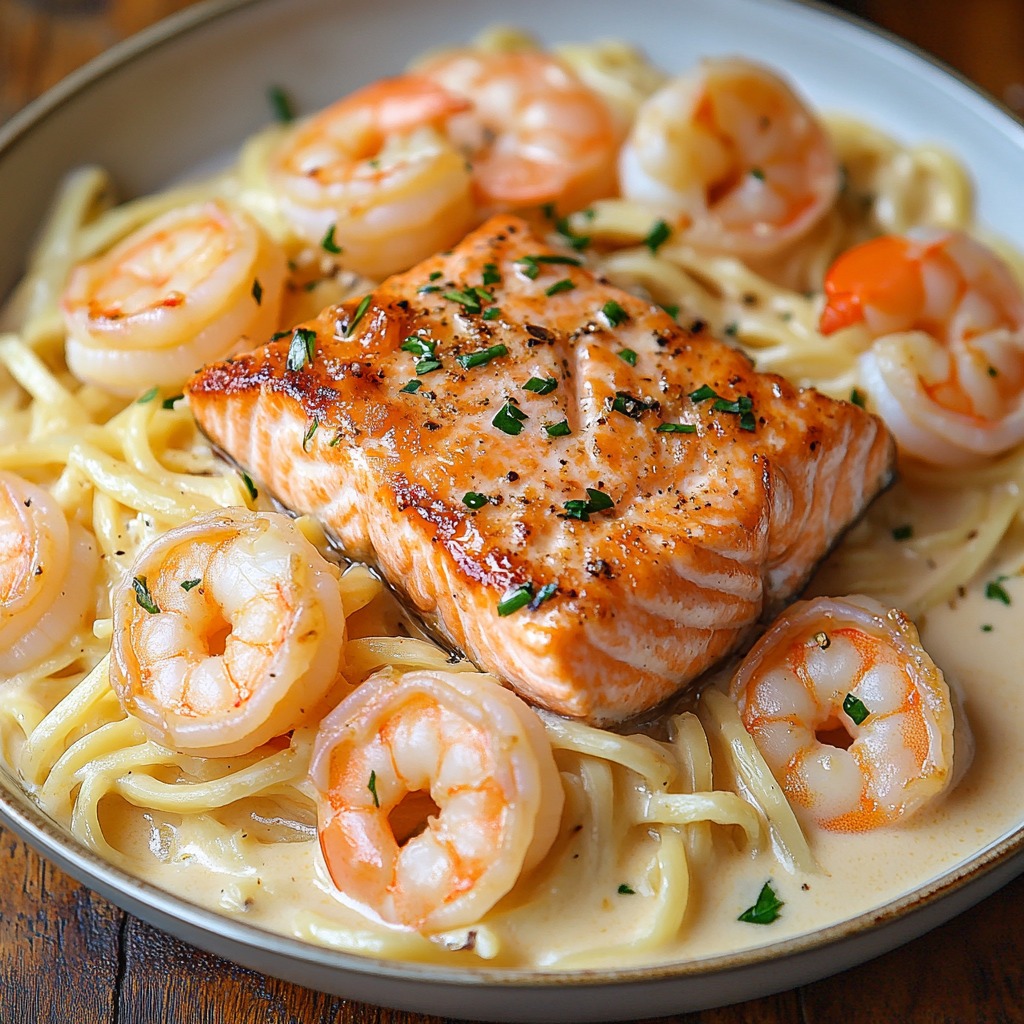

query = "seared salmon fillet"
[[187, 216, 894, 723]]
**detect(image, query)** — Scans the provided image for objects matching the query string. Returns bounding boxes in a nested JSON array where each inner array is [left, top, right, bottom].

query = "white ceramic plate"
[[3, 1, 1024, 1019]]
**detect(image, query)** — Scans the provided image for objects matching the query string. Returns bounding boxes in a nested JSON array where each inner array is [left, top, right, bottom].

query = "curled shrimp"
[[62, 200, 286, 397], [416, 48, 621, 214], [619, 57, 839, 258], [820, 229, 1024, 466], [310, 669, 564, 933], [730, 595, 963, 833], [268, 75, 476, 278], [110, 508, 345, 758], [0, 471, 98, 674]]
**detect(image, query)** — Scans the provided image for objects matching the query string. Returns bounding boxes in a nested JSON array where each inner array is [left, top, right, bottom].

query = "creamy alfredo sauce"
[[89, 570, 1024, 971]]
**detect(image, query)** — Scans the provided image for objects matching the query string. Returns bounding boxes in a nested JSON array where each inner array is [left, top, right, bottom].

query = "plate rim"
[[2, 0, 1024, 1009]]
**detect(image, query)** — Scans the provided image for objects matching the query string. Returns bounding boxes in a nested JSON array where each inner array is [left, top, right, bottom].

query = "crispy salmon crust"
[[187, 216, 895, 723]]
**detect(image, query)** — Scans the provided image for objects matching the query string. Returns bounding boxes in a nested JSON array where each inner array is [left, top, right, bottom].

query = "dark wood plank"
[[0, 822, 122, 1024]]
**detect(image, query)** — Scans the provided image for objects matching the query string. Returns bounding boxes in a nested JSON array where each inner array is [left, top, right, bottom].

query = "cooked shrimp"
[[309, 669, 564, 933], [619, 57, 839, 258], [820, 229, 1024, 466], [62, 200, 285, 397], [268, 75, 476, 278], [109, 507, 345, 758], [0, 471, 98, 674], [730, 595, 961, 833], [416, 49, 621, 214]]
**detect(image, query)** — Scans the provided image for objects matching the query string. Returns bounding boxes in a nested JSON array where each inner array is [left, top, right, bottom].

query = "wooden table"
[[2, 1, 1024, 1021]]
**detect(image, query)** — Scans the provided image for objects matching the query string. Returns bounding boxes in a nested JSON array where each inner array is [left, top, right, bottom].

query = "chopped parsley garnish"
[[429, 270, 443, 281], [321, 224, 342, 254], [712, 394, 756, 431], [180, 578, 201, 592], [750, 166, 766, 181], [367, 770, 380, 808], [418, 284, 441, 294], [544, 278, 576, 297], [344, 294, 372, 337], [523, 376, 558, 395], [132, 575, 161, 615], [986, 576, 1012, 605], [514, 253, 582, 280], [462, 491, 490, 509], [482, 262, 501, 286], [562, 488, 614, 521], [497, 583, 534, 616], [529, 582, 558, 610], [553, 214, 590, 251], [444, 288, 484, 314], [492, 399, 528, 435], [644, 219, 671, 253], [267, 84, 295, 123], [724, 321, 739, 337], [400, 379, 423, 394], [328, 433, 342, 446], [982, 623, 994, 632], [617, 884, 636, 895], [457, 344, 508, 369], [850, 388, 867, 408], [251, 278, 263, 305], [482, 307, 502, 321], [689, 384, 718, 402], [545, 420, 571, 437], [601, 300, 628, 327], [611, 391, 657, 420], [892, 523, 913, 541], [302, 417, 319, 452], [286, 327, 317, 371], [401, 336, 436, 357], [656, 422, 696, 434], [738, 881, 783, 925], [161, 394, 184, 410], [618, 348, 638, 366], [415, 357, 443, 375], [137, 386, 158, 404], [988, 365, 999, 378], [239, 471, 258, 502], [843, 693, 870, 726], [662, 303, 680, 319]]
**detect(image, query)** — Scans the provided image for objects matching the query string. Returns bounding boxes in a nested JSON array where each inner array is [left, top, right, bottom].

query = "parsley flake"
[[562, 488, 614, 521], [611, 391, 657, 420], [986, 576, 1012, 605], [400, 379, 423, 394], [482, 262, 501, 286], [457, 344, 508, 369], [892, 523, 913, 541], [750, 166, 766, 181], [444, 288, 484, 314], [462, 491, 489, 509], [529, 582, 558, 610], [545, 278, 576, 297], [161, 394, 184, 410], [601, 300, 628, 327], [344, 294, 372, 337], [738, 881, 783, 925], [850, 388, 867, 408], [656, 422, 697, 434], [267, 84, 295, 123], [618, 348, 638, 366], [544, 419, 572, 437], [251, 278, 263, 305], [415, 357, 443, 375], [180, 578, 202, 592], [644, 219, 671, 253], [137, 386, 158, 404], [497, 583, 534, 616], [492, 399, 528, 435], [132, 575, 161, 615], [321, 224, 342, 254], [482, 307, 502, 321], [286, 327, 316, 371], [843, 693, 870, 726], [239, 471, 258, 502], [367, 770, 380, 808], [523, 376, 558, 395], [515, 254, 582, 281], [401, 336, 436, 357], [617, 884, 636, 895]]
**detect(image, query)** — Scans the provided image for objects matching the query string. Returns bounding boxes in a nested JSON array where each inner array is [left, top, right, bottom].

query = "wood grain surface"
[[2, 1, 1024, 1021]]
